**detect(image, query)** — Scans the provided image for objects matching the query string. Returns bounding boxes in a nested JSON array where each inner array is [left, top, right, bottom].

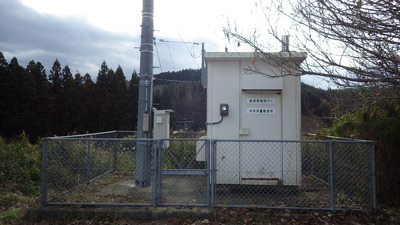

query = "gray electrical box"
[[153, 109, 173, 147]]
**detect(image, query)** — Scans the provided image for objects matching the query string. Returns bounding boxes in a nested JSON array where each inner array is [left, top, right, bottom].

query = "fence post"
[[40, 138, 49, 206], [328, 141, 336, 210], [86, 140, 91, 184], [370, 142, 377, 211], [113, 132, 118, 171], [210, 139, 217, 208], [152, 139, 161, 207], [205, 139, 210, 206]]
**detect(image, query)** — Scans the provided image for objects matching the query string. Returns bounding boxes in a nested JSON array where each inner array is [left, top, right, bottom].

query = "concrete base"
[[93, 176, 206, 204], [26, 206, 211, 222]]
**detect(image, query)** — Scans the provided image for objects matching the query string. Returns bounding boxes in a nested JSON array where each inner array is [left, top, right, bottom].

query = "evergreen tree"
[[3, 57, 36, 137], [81, 73, 97, 132], [74, 72, 83, 86], [127, 70, 139, 130], [111, 65, 129, 130], [0, 52, 8, 69], [60, 65, 78, 134], [71, 72, 86, 132], [95, 61, 112, 130], [97, 61, 109, 85], [27, 61, 47, 85], [26, 60, 52, 139], [49, 59, 62, 92], [0, 53, 10, 138], [48, 59, 63, 134]]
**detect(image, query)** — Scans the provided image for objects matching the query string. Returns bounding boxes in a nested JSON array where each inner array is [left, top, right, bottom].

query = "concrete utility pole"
[[201, 43, 207, 87], [135, 0, 154, 188]]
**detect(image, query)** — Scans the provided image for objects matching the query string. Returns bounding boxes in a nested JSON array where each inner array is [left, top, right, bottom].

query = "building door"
[[239, 92, 283, 184]]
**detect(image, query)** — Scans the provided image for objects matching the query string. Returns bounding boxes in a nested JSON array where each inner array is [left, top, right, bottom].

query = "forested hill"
[[0, 53, 140, 141], [154, 69, 200, 84], [0, 51, 345, 141], [153, 69, 206, 130]]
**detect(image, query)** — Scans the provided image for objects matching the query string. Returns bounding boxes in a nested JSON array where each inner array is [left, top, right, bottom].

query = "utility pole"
[[135, 0, 154, 188], [201, 43, 207, 87]]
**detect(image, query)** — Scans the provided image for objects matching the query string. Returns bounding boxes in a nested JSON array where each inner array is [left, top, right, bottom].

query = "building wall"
[[206, 52, 304, 141]]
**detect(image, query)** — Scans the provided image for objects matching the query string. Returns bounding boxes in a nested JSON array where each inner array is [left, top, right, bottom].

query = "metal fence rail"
[[41, 131, 376, 210]]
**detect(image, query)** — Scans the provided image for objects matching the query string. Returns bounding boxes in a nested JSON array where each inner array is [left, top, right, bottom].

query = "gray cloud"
[[0, 0, 145, 79], [0, 0, 233, 81]]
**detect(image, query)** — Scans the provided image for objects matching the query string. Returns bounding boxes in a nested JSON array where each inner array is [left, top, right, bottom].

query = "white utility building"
[[201, 51, 307, 186]]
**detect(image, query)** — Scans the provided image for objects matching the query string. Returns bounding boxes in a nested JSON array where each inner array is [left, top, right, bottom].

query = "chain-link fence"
[[214, 140, 375, 210], [41, 131, 376, 210]]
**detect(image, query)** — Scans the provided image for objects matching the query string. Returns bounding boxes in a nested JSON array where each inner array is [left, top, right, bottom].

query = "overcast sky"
[[0, 0, 326, 87], [0, 0, 251, 78]]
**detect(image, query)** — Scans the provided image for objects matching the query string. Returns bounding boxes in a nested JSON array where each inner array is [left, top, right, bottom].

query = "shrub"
[[0, 133, 41, 195], [325, 100, 400, 207]]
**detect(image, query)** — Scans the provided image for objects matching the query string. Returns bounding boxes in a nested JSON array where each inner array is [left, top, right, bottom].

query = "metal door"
[[239, 92, 283, 185]]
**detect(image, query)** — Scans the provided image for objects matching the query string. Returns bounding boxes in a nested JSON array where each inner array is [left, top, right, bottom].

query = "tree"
[[49, 59, 62, 92], [48, 59, 66, 135], [60, 65, 80, 134], [95, 61, 111, 131], [2, 58, 37, 138], [95, 62, 129, 131], [0, 52, 8, 70], [0, 52, 9, 137], [127, 70, 140, 130], [110, 65, 129, 130], [224, 0, 400, 90], [26, 60, 52, 139], [27, 61, 47, 85], [81, 73, 97, 132]]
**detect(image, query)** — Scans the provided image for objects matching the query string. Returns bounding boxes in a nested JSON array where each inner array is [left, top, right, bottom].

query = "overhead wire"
[[163, 33, 176, 71], [154, 38, 163, 73], [178, 32, 200, 68], [154, 32, 203, 82]]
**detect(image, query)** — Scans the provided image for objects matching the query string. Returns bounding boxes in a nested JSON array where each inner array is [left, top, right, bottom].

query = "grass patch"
[[0, 208, 24, 220]]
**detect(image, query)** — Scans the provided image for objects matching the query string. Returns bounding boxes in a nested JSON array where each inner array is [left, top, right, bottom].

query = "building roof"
[[205, 52, 307, 62]]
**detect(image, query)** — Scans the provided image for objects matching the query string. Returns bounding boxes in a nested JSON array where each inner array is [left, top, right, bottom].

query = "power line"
[[159, 35, 176, 71], [178, 32, 200, 68], [154, 39, 163, 72], [158, 37, 201, 69]]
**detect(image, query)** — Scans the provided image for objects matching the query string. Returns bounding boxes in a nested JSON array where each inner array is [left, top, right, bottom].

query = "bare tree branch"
[[224, 0, 400, 90]]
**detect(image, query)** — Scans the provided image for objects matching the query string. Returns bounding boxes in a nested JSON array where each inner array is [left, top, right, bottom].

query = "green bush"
[[0, 133, 41, 195], [324, 100, 400, 207]]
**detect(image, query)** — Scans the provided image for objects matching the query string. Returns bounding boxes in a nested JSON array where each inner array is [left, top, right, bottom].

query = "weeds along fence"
[[41, 131, 376, 211]]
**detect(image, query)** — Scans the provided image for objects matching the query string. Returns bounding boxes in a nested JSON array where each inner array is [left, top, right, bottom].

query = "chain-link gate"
[[155, 139, 210, 206]]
